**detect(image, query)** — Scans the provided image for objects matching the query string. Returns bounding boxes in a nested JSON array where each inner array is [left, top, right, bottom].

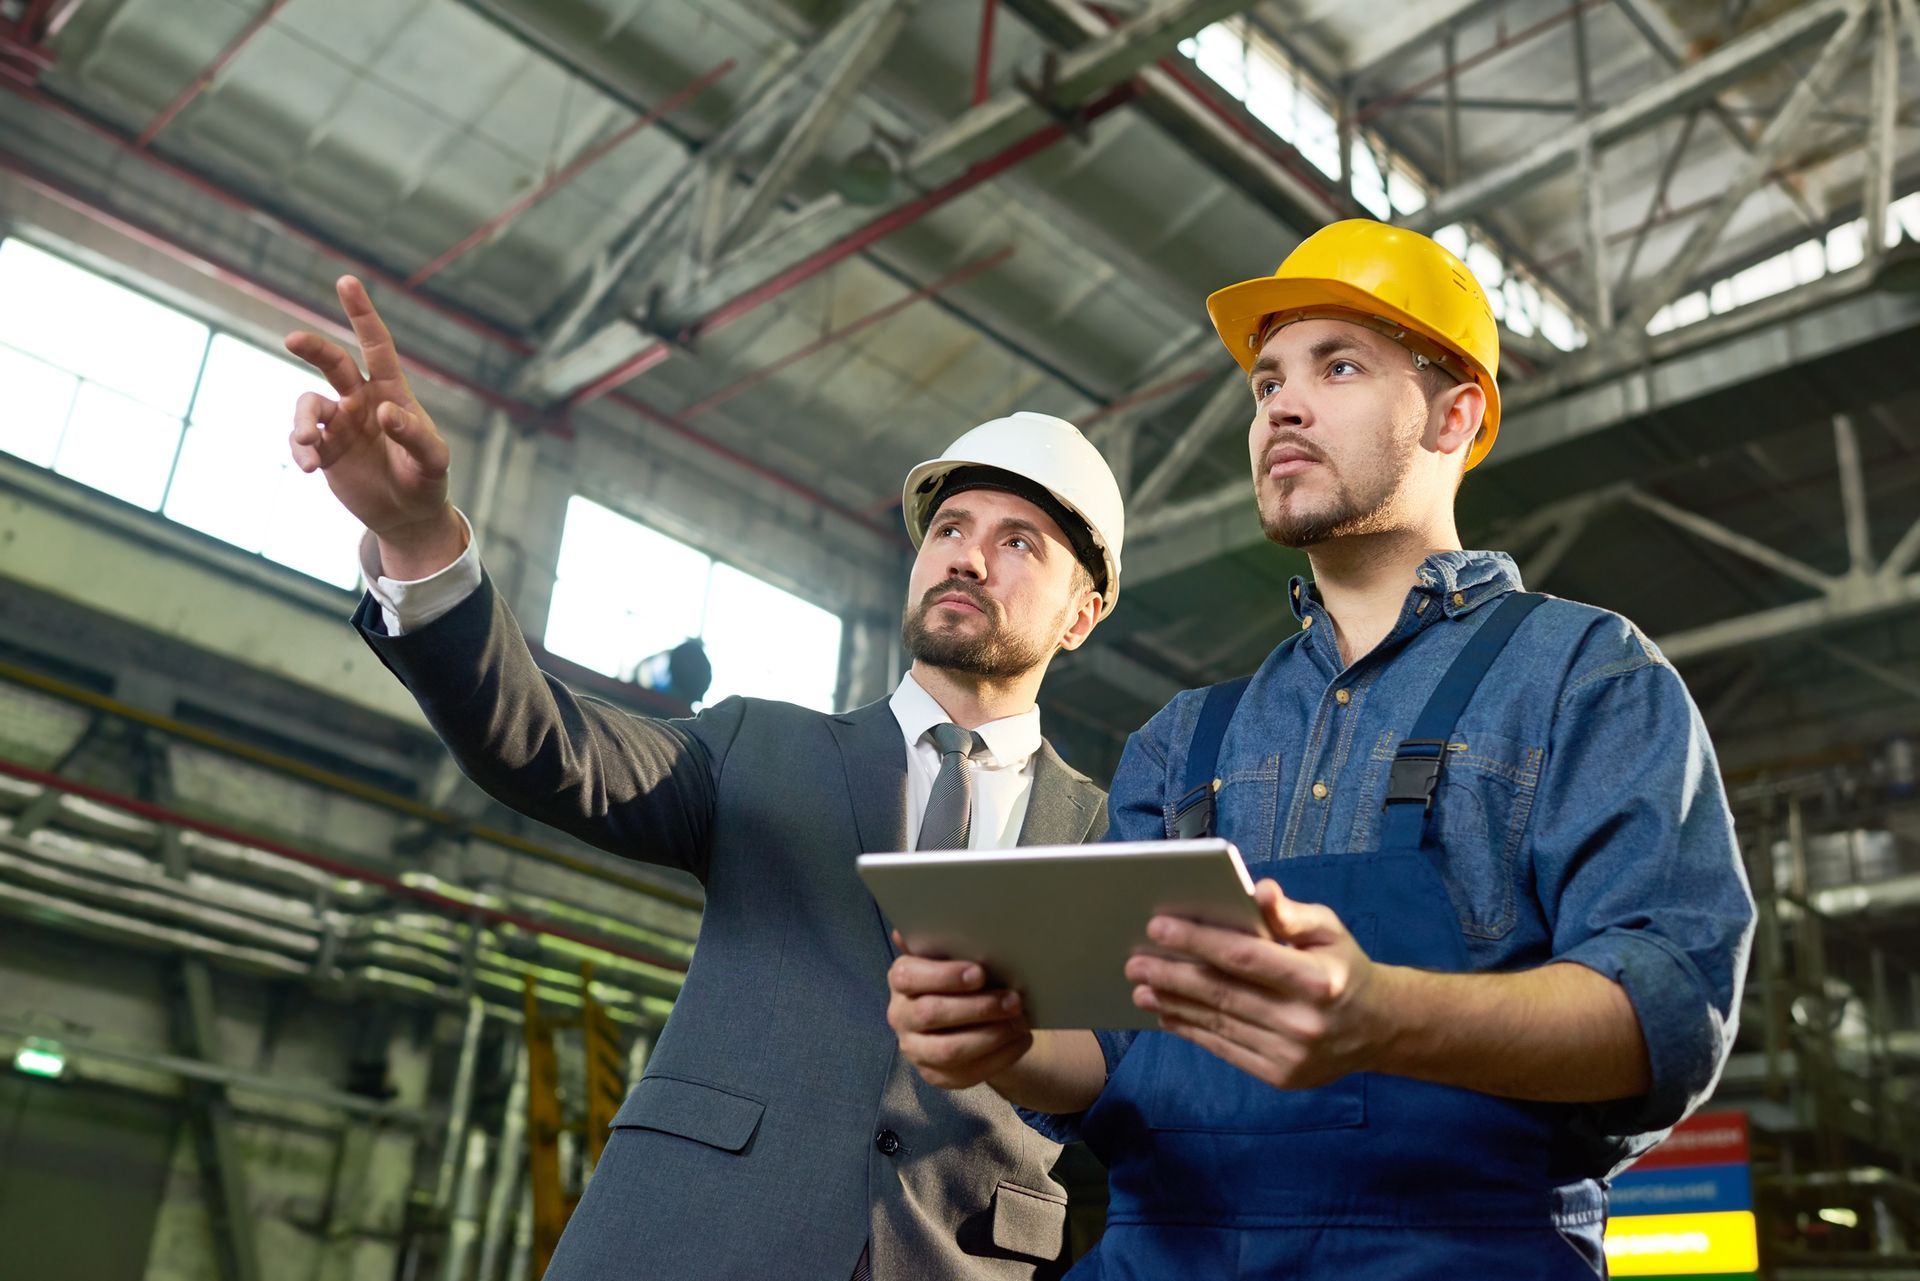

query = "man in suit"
[[283, 276, 1126, 1280]]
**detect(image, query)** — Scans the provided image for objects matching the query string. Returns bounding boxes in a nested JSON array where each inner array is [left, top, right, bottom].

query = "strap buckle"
[[1383, 740, 1447, 810], [1170, 778, 1221, 840]]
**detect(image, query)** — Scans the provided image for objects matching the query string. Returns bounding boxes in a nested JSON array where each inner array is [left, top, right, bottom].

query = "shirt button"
[[1451, 591, 1466, 607], [1335, 688, 1351, 706], [875, 1129, 901, 1157], [1302, 616, 1315, 628], [1311, 781, 1329, 800]]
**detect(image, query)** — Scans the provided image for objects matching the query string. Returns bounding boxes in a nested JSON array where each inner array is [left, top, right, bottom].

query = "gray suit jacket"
[[355, 575, 1108, 1280]]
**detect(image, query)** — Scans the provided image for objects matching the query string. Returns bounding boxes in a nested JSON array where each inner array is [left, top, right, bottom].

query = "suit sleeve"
[[354, 572, 741, 882]]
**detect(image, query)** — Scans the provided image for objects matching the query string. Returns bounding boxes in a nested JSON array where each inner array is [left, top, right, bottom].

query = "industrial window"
[[1178, 21, 1587, 353], [545, 495, 844, 712], [0, 238, 359, 589]]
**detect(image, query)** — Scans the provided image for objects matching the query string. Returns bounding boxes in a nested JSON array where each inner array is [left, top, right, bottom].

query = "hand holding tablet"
[[858, 839, 1266, 1029]]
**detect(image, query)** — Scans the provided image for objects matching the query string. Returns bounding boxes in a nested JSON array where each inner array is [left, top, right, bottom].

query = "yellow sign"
[[1603, 1210, 1759, 1276]]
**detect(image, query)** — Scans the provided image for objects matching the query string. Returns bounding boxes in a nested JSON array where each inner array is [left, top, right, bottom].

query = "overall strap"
[[1170, 675, 1253, 840], [1378, 591, 1546, 851]]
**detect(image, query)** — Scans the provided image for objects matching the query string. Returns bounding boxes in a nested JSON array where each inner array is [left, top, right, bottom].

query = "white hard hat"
[[901, 411, 1125, 616]]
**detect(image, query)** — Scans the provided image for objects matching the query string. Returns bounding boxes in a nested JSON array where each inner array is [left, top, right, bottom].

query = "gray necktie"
[[918, 722, 986, 851]]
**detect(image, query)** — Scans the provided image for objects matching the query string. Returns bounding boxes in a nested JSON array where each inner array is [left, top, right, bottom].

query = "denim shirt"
[[1031, 550, 1755, 1174]]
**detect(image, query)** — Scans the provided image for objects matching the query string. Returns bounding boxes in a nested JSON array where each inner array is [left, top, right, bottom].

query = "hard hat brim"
[[1206, 274, 1501, 470]]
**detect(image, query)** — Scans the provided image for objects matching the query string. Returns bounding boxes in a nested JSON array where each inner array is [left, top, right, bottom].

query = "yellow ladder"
[[522, 964, 627, 1278]]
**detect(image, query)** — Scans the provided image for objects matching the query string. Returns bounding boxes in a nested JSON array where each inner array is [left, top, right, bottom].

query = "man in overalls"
[[886, 219, 1757, 1278]]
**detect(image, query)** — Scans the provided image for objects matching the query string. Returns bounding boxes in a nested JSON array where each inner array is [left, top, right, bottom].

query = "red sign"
[[1631, 1110, 1750, 1172]]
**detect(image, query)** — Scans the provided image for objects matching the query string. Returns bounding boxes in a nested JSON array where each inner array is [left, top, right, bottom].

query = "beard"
[[902, 580, 1060, 679], [1255, 422, 1420, 549]]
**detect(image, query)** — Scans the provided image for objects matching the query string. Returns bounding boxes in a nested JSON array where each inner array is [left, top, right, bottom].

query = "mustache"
[[1261, 433, 1329, 469], [920, 579, 996, 619]]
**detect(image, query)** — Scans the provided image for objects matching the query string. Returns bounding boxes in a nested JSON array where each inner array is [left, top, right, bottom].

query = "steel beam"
[[1656, 572, 1920, 662], [407, 58, 734, 287], [1344, 0, 1505, 81], [1865, 0, 1901, 266], [1052, 644, 1184, 711], [136, 0, 290, 146], [1818, 640, 1920, 704], [1005, 0, 1341, 229], [1624, 487, 1835, 591], [1572, 4, 1611, 329], [1616, 0, 1871, 335], [708, 0, 914, 259], [1128, 373, 1247, 513], [1520, 514, 1590, 588], [1611, 0, 1824, 234], [1835, 414, 1874, 576], [1402, 0, 1859, 235], [678, 246, 1013, 419], [534, 0, 1248, 403]]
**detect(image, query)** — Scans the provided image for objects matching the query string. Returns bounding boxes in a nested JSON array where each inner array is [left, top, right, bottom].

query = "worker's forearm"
[[1367, 961, 1651, 1103], [987, 1028, 1108, 1115]]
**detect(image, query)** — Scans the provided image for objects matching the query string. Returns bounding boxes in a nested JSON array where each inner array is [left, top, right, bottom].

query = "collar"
[[888, 671, 1042, 769], [1287, 550, 1524, 625]]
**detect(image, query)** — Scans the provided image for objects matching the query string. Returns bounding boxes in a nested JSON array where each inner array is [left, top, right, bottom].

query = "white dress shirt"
[[359, 510, 482, 636], [887, 671, 1040, 850], [362, 513, 1044, 851]]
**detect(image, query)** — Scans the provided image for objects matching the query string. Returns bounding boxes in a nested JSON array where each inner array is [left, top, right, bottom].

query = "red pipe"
[[409, 57, 736, 288], [5, 82, 531, 353], [1152, 55, 1345, 218], [604, 390, 906, 545], [973, 0, 998, 106], [0, 146, 553, 427], [137, 0, 291, 147], [0, 83, 959, 544], [679, 245, 1014, 419], [1351, 0, 1610, 127], [0, 756, 690, 974], [1079, 365, 1216, 427], [570, 83, 1140, 406]]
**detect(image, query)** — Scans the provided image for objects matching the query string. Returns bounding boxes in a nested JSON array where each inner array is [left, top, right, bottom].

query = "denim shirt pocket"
[[1350, 728, 1540, 940], [1179, 753, 1282, 859], [1429, 727, 1542, 939]]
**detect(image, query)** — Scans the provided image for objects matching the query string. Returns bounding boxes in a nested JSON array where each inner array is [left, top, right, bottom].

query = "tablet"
[[857, 839, 1264, 1029]]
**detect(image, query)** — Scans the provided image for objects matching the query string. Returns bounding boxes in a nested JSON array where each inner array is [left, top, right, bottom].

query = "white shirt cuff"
[[359, 509, 482, 636]]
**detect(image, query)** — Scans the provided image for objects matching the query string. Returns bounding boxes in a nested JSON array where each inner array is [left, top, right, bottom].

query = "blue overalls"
[[1073, 593, 1607, 1279]]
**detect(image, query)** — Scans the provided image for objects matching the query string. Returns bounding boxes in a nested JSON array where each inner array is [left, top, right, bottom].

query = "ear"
[[1428, 380, 1486, 461], [1055, 589, 1104, 653]]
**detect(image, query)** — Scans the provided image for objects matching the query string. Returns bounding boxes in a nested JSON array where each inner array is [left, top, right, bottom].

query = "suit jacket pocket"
[[990, 1181, 1067, 1261], [610, 1075, 766, 1153]]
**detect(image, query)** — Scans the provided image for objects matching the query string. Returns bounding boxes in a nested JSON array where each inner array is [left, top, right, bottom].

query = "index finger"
[[1141, 915, 1323, 995], [889, 954, 985, 996], [337, 276, 404, 382]]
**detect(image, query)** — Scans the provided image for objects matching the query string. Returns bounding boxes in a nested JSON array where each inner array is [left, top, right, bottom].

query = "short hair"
[[1069, 559, 1093, 600]]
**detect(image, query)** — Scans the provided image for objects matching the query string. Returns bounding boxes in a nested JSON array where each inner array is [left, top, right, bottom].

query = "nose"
[[1265, 382, 1309, 431], [941, 534, 987, 582]]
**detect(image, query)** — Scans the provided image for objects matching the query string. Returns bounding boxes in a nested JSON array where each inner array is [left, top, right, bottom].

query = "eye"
[[1328, 359, 1359, 377], [1007, 535, 1031, 552], [935, 524, 960, 539], [1255, 378, 1281, 400]]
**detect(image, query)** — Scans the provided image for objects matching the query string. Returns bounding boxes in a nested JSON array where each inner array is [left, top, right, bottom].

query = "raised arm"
[[286, 278, 733, 879]]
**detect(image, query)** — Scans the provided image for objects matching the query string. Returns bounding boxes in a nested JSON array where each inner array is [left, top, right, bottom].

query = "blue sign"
[[1611, 1162, 1752, 1216]]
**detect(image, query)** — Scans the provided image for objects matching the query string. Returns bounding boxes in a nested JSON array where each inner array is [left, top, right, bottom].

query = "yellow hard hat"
[[1205, 219, 1502, 471]]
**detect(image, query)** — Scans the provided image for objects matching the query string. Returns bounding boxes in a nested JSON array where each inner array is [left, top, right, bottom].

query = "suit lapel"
[[1018, 741, 1099, 846], [827, 699, 909, 854]]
